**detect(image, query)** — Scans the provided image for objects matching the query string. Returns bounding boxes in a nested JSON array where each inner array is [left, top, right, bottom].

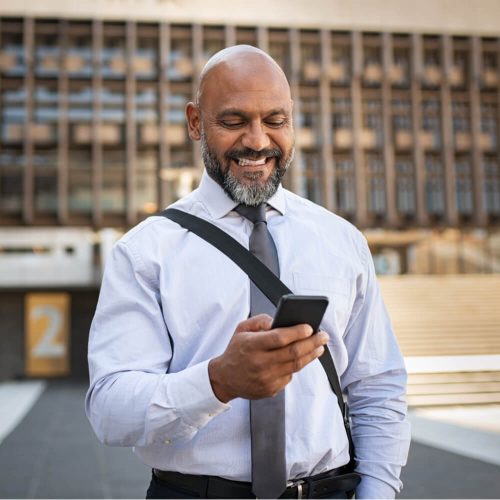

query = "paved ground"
[[0, 381, 499, 499]]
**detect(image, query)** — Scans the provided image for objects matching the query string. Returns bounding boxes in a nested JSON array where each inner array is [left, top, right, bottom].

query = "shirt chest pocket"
[[292, 271, 353, 335]]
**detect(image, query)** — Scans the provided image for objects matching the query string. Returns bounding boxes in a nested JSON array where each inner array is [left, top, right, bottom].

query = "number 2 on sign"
[[31, 305, 66, 358]]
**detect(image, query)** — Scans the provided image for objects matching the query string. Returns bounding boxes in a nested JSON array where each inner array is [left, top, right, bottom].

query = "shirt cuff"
[[167, 359, 230, 430], [356, 474, 396, 499]]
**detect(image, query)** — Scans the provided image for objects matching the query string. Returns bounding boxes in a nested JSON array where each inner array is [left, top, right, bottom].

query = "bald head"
[[196, 45, 290, 106], [185, 44, 295, 206]]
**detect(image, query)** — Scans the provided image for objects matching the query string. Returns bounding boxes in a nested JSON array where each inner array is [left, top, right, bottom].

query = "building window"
[[268, 31, 290, 77], [69, 149, 92, 214], [335, 157, 355, 214], [422, 98, 442, 149], [136, 149, 158, 216], [102, 27, 127, 79], [483, 156, 500, 215], [297, 93, 320, 148], [392, 98, 412, 150], [451, 46, 469, 89], [0, 148, 24, 214], [425, 154, 445, 215], [392, 43, 411, 87], [168, 36, 193, 81], [363, 42, 383, 87], [452, 100, 471, 150], [66, 25, 92, 78], [301, 150, 322, 204], [0, 30, 25, 76], [423, 39, 442, 88], [455, 156, 474, 215], [330, 37, 351, 85], [366, 153, 386, 214], [362, 98, 383, 148], [480, 102, 498, 151], [395, 157, 416, 215], [102, 150, 126, 213], [1, 84, 26, 143], [35, 28, 61, 77], [135, 33, 158, 80], [301, 35, 321, 82], [332, 95, 353, 150]]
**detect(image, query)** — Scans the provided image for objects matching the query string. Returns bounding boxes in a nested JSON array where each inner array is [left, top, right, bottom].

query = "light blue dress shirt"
[[86, 172, 410, 499]]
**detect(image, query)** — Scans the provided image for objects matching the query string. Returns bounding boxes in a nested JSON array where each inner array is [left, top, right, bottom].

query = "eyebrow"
[[215, 107, 289, 120]]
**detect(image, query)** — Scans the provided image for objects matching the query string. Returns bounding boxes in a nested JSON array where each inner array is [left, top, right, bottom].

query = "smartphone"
[[271, 294, 329, 332]]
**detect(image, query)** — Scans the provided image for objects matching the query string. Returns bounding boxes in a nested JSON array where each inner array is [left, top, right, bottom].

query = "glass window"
[[34, 174, 58, 214], [1, 84, 26, 143], [481, 102, 498, 150], [395, 157, 416, 215], [332, 96, 352, 129], [455, 157, 474, 215], [66, 30, 92, 77], [363, 43, 383, 87], [0, 31, 25, 76], [483, 156, 500, 215], [102, 32, 126, 79], [135, 36, 158, 80], [425, 154, 445, 215], [301, 150, 322, 204], [168, 37, 193, 81], [366, 153, 386, 214], [422, 98, 442, 148], [35, 32, 60, 77], [392, 46, 411, 87], [69, 171, 92, 214], [330, 38, 351, 85], [0, 146, 24, 215], [334, 156, 355, 214], [362, 98, 384, 147]]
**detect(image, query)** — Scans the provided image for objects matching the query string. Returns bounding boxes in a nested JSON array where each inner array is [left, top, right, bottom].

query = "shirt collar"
[[197, 171, 286, 220]]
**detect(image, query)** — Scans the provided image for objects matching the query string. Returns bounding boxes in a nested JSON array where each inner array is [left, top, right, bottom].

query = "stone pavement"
[[0, 380, 500, 499]]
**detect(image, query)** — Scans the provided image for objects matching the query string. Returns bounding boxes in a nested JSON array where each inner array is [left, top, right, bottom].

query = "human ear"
[[186, 102, 201, 141]]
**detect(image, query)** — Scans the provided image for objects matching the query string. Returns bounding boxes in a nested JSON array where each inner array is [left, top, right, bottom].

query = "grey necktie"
[[235, 203, 287, 499]]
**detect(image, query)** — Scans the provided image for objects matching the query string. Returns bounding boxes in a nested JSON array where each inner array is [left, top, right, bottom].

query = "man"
[[86, 45, 410, 499]]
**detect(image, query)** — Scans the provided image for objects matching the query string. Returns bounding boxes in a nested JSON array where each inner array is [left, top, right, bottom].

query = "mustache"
[[225, 147, 282, 161]]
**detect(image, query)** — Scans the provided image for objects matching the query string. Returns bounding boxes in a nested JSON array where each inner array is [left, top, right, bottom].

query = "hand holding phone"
[[272, 294, 329, 332]]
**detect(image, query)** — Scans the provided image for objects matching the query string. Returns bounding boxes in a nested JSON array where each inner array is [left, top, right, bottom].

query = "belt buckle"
[[286, 479, 305, 499]]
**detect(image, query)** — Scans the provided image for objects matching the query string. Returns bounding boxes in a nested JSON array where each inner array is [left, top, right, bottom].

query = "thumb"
[[235, 313, 273, 334]]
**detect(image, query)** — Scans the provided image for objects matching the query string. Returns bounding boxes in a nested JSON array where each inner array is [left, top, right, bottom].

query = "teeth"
[[238, 158, 267, 166]]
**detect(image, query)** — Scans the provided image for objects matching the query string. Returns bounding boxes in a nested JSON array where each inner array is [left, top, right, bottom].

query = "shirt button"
[[163, 439, 171, 445], [208, 413, 214, 417]]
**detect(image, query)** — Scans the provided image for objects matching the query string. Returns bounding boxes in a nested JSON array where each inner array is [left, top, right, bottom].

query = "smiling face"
[[186, 47, 295, 206]]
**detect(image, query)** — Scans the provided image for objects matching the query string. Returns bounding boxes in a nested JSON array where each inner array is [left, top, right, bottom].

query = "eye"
[[265, 118, 287, 128], [220, 120, 245, 129]]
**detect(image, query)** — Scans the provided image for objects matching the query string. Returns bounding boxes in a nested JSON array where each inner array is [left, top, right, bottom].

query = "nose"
[[241, 121, 271, 152]]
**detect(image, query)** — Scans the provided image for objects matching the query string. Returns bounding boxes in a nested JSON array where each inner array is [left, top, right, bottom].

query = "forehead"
[[200, 57, 292, 116]]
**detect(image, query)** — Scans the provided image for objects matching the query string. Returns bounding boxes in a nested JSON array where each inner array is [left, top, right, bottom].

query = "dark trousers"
[[146, 471, 350, 499]]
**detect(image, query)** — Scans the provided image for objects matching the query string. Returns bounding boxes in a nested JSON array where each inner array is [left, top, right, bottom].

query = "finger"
[[269, 331, 329, 363], [235, 314, 273, 334], [277, 345, 326, 375], [253, 323, 315, 350]]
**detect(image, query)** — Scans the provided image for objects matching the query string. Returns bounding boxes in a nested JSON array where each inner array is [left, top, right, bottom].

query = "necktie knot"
[[235, 204, 267, 225]]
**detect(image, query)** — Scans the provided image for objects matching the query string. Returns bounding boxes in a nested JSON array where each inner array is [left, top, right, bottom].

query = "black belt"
[[152, 467, 361, 499]]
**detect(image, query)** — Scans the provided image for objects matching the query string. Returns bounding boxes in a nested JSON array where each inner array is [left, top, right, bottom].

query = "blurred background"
[[0, 0, 499, 498]]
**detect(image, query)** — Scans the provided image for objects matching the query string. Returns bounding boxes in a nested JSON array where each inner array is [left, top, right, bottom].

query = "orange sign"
[[25, 293, 70, 377]]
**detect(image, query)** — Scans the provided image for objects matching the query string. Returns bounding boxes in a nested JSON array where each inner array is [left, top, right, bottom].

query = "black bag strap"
[[160, 207, 354, 464]]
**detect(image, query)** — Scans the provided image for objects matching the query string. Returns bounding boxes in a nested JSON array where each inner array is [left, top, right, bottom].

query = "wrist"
[[208, 357, 233, 403]]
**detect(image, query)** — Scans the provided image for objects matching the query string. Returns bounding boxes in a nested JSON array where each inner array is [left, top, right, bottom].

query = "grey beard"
[[200, 132, 293, 206]]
